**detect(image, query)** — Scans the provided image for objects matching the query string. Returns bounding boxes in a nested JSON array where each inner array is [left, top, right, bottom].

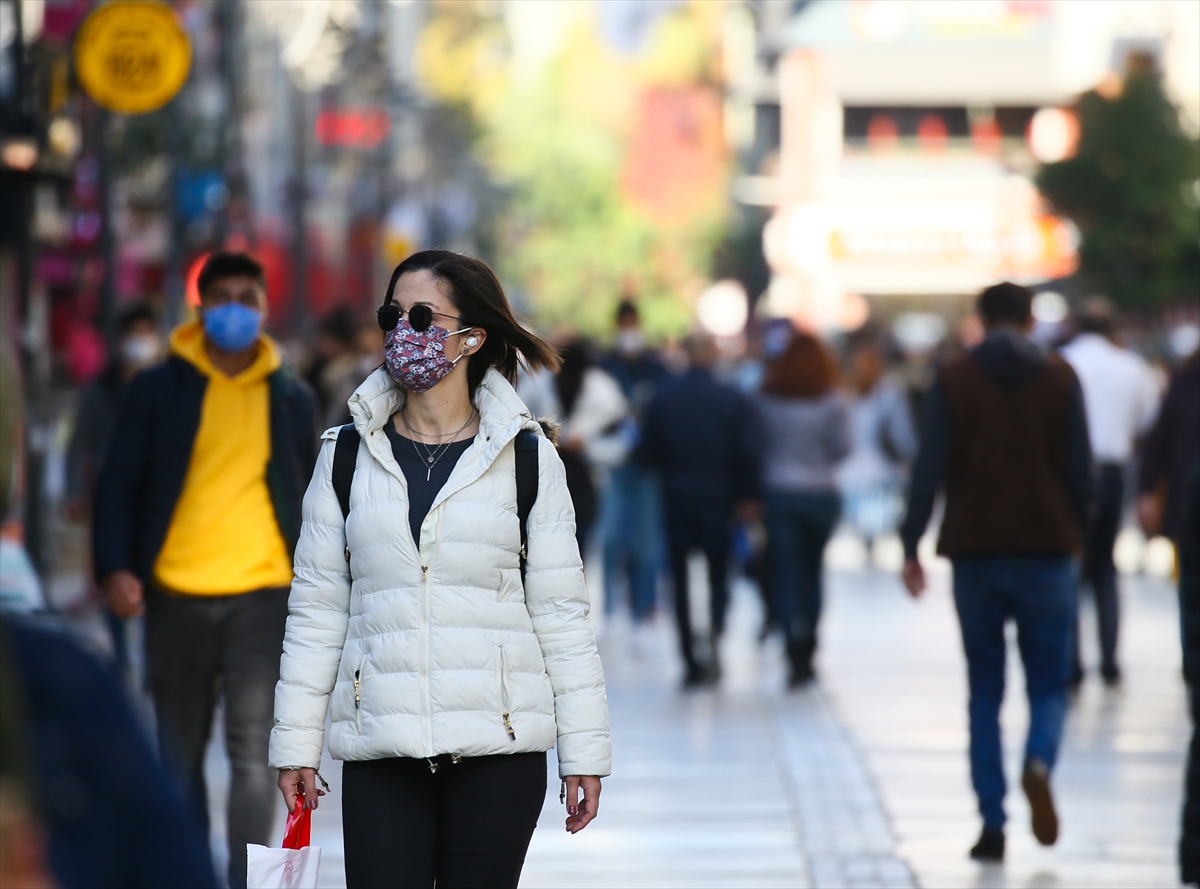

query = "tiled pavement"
[[207, 558, 1187, 888]]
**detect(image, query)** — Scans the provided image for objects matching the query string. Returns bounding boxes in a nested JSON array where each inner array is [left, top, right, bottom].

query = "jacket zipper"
[[354, 652, 367, 730], [499, 645, 516, 741]]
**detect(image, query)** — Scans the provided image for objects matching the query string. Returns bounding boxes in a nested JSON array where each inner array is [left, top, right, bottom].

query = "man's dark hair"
[[117, 302, 157, 334], [197, 252, 265, 297], [615, 300, 639, 324], [977, 282, 1032, 328], [1076, 296, 1116, 337]]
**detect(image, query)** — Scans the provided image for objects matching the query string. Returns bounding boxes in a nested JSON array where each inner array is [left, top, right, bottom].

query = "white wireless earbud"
[[465, 336, 479, 348]]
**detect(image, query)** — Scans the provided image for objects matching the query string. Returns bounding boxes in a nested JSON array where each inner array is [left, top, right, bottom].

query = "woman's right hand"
[[277, 768, 324, 813]]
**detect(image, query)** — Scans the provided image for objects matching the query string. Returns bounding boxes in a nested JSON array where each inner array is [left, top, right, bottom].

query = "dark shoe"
[[786, 638, 815, 688], [1022, 759, 1059, 846], [969, 827, 1005, 861], [682, 660, 720, 689], [1101, 665, 1122, 687]]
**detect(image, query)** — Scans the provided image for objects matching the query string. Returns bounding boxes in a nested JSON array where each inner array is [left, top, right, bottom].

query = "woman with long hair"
[[553, 337, 628, 559], [758, 329, 850, 687], [270, 250, 611, 888]]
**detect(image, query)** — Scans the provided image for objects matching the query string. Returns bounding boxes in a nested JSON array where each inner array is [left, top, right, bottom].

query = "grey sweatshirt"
[[757, 392, 851, 493]]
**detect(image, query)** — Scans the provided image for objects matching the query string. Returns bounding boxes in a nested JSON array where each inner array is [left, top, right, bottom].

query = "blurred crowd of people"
[[1, 249, 1198, 886]]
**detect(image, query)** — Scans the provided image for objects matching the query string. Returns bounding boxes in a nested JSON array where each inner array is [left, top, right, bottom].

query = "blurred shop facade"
[[737, 0, 1200, 345], [0, 0, 485, 584]]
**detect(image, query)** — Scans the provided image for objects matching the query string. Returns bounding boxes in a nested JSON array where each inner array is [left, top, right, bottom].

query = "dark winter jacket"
[[3, 618, 217, 887], [901, 329, 1092, 559], [92, 355, 317, 583], [640, 367, 763, 506], [1138, 353, 1200, 543]]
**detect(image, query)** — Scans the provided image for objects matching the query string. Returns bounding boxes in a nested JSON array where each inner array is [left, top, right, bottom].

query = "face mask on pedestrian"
[[202, 303, 263, 353], [383, 318, 474, 394], [615, 329, 644, 356], [119, 334, 161, 368]]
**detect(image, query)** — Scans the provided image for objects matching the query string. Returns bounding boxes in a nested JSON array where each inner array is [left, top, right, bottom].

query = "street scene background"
[[2, 1, 1199, 888]]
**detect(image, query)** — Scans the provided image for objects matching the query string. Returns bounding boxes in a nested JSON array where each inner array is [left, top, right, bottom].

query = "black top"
[[384, 417, 474, 550]]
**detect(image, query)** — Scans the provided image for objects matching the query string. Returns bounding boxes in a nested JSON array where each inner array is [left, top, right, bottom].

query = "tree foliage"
[[416, 0, 730, 337], [1037, 68, 1200, 310]]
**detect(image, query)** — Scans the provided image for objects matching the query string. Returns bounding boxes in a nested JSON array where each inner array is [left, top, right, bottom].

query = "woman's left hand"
[[563, 775, 602, 833]]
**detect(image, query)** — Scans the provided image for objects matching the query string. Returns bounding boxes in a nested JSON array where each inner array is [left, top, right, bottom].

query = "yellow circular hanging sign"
[[74, 1, 191, 115]]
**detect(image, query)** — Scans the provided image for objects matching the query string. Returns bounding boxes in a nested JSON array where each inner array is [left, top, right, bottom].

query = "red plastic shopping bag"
[[246, 800, 322, 889], [282, 803, 311, 849]]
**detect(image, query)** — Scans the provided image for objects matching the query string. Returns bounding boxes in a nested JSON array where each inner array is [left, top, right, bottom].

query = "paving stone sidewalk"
[[205, 563, 1186, 888]]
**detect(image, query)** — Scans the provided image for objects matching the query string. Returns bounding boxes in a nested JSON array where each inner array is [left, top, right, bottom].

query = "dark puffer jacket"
[[92, 355, 317, 583]]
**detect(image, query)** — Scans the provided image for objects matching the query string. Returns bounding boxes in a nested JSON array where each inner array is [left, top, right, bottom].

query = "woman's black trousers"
[[341, 752, 547, 889]]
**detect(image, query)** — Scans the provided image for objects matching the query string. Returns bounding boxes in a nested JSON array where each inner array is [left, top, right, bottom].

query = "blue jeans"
[[952, 556, 1077, 829], [600, 463, 662, 620], [765, 490, 840, 646]]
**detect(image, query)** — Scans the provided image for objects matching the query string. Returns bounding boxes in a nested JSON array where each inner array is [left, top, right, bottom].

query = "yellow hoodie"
[[153, 321, 294, 595]]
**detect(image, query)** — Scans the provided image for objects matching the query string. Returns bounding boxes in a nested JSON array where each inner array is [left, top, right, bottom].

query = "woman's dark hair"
[[761, 331, 838, 399], [381, 250, 560, 395]]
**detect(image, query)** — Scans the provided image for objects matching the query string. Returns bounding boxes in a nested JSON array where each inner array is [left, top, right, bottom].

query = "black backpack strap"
[[514, 430, 540, 583], [332, 424, 360, 523]]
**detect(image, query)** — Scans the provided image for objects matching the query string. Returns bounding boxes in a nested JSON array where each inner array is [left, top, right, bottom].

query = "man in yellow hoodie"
[[93, 252, 317, 888]]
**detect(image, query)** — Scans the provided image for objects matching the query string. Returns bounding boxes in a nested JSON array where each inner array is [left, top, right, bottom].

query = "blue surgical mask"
[[203, 303, 262, 353]]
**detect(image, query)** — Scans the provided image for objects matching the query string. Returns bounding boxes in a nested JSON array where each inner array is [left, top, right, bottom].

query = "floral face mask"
[[383, 318, 473, 393]]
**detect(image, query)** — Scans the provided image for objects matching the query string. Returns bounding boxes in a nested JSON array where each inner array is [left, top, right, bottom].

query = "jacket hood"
[[347, 365, 543, 452], [970, 328, 1047, 389], [169, 319, 281, 386]]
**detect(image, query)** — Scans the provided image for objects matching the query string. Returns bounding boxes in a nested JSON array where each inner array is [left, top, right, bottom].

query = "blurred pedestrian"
[[900, 282, 1091, 862], [271, 251, 610, 888], [3, 615, 217, 888], [305, 306, 359, 427], [1137, 349, 1200, 546], [640, 333, 762, 687], [836, 328, 917, 549], [1061, 298, 1160, 686], [598, 300, 668, 623], [92, 252, 318, 888], [1177, 460, 1200, 887], [554, 338, 628, 558], [759, 331, 850, 686], [65, 303, 162, 672]]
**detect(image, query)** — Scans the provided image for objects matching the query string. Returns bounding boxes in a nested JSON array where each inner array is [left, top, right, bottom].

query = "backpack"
[[331, 424, 540, 581]]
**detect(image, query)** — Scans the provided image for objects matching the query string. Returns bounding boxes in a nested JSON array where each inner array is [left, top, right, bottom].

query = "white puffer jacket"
[[269, 367, 612, 778]]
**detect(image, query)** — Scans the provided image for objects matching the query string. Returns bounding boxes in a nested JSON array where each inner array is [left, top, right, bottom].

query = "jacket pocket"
[[496, 567, 524, 603], [498, 645, 516, 741]]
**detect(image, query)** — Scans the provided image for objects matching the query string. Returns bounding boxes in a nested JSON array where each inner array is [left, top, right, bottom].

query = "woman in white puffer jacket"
[[270, 251, 611, 889]]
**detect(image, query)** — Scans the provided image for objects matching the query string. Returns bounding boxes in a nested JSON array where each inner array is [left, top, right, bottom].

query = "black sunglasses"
[[376, 303, 459, 333]]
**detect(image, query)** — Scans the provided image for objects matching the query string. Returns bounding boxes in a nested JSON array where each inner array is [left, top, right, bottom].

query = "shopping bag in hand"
[[246, 799, 322, 889]]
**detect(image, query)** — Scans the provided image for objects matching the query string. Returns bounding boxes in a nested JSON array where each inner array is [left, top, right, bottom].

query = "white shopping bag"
[[247, 800, 321, 889], [246, 844, 321, 889]]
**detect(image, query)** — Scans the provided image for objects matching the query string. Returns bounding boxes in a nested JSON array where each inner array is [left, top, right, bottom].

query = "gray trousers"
[[146, 586, 289, 889]]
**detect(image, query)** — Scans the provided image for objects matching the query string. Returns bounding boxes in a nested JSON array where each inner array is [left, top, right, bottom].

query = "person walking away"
[[759, 331, 850, 686], [640, 334, 762, 687], [92, 252, 317, 888], [1138, 349, 1200, 549], [598, 299, 668, 623], [1177, 460, 1200, 887], [554, 338, 628, 559], [900, 282, 1091, 862], [1060, 299, 1160, 686], [1133, 349, 1200, 884], [66, 303, 162, 674], [271, 251, 610, 889], [836, 329, 917, 551]]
